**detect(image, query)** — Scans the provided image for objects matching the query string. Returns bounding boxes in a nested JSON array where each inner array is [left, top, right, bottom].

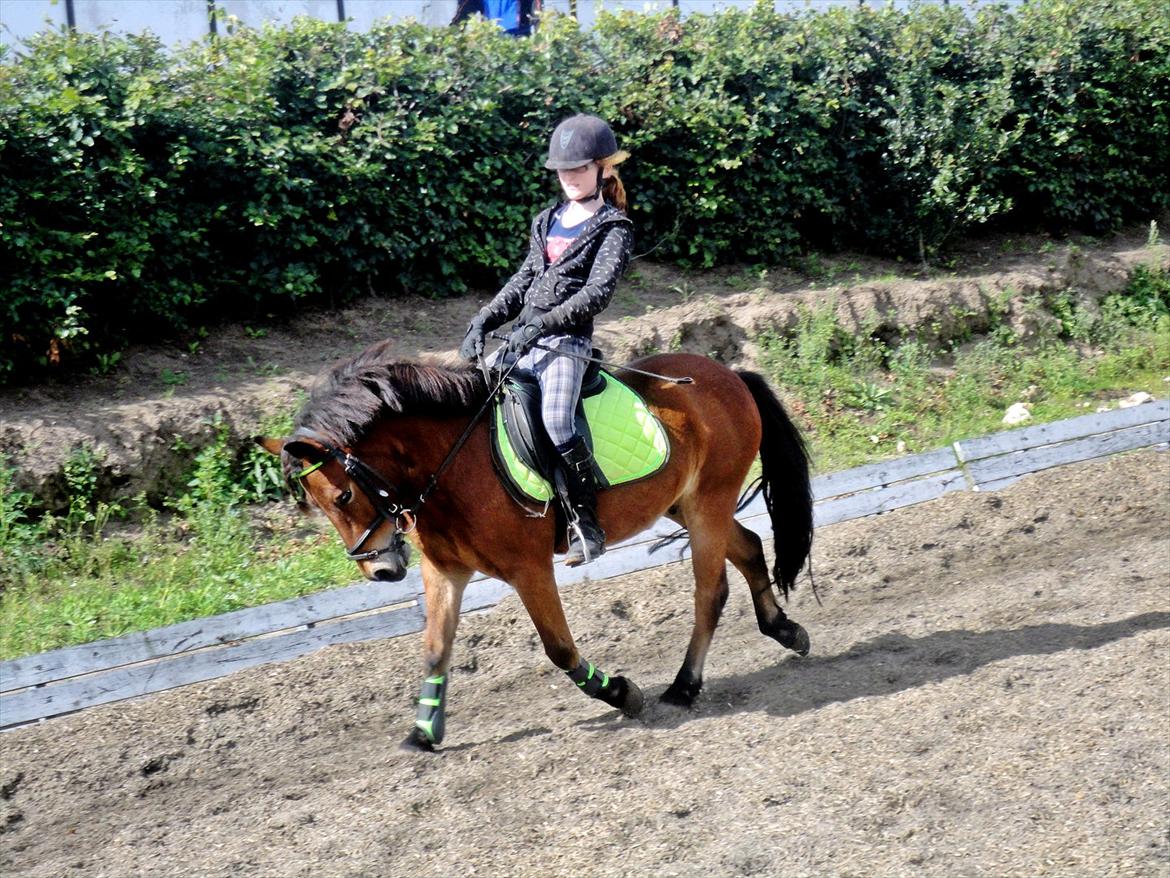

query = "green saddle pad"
[[493, 372, 670, 503]]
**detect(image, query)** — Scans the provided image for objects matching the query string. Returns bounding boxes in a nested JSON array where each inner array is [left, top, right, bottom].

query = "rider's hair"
[[599, 155, 628, 213]]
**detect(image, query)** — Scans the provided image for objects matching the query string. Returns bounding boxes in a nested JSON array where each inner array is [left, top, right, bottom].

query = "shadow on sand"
[[577, 610, 1170, 732]]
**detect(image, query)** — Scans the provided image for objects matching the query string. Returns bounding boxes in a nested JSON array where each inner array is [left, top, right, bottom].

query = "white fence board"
[[810, 447, 959, 499], [0, 605, 426, 728], [955, 400, 1169, 462], [815, 469, 968, 529], [965, 421, 1169, 486], [461, 579, 514, 612], [0, 578, 421, 693]]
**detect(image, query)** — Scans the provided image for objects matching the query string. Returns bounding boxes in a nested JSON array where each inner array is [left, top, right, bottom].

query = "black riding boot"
[[558, 437, 606, 567]]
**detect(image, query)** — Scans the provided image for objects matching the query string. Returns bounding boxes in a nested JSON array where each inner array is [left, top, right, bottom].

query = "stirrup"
[[564, 518, 606, 567]]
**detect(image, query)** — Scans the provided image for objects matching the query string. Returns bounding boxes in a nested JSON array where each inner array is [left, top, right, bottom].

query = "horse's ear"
[[283, 439, 328, 464], [254, 435, 285, 457]]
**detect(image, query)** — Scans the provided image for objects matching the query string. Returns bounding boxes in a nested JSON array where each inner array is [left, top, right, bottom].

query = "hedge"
[[1, 0, 1167, 381]]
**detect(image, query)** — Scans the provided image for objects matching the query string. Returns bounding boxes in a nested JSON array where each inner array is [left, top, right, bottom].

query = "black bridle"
[[289, 357, 521, 563], [290, 426, 416, 562]]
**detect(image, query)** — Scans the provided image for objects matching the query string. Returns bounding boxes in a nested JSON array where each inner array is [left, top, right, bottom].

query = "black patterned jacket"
[[475, 203, 634, 340]]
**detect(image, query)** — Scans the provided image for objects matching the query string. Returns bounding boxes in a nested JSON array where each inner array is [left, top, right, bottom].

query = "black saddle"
[[494, 350, 609, 503]]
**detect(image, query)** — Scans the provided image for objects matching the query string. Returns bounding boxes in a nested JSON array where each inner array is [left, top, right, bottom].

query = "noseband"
[[290, 427, 415, 563]]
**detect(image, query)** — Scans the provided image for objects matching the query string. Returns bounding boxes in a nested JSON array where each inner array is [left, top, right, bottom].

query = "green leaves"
[[1, 1, 1166, 382]]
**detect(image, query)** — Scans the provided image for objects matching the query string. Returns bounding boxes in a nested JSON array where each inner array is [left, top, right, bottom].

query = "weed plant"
[[0, 417, 355, 659], [760, 268, 1170, 472]]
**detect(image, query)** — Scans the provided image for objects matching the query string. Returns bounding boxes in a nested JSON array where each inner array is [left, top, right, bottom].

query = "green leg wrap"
[[414, 674, 448, 745], [566, 659, 611, 699], [566, 658, 640, 716]]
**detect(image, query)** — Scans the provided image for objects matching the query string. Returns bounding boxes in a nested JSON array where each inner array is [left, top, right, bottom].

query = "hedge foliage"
[[1, 0, 1167, 381]]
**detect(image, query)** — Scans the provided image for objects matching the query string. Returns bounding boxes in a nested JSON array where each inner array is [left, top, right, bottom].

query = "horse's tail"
[[736, 371, 813, 599]]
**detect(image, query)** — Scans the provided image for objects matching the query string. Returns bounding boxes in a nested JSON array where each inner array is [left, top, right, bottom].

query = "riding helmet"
[[545, 114, 620, 169]]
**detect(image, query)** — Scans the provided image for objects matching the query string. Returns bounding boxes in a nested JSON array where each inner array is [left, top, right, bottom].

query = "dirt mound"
[[2, 229, 1166, 509], [2, 449, 1167, 877]]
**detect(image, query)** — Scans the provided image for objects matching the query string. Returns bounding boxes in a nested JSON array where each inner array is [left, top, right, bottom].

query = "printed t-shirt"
[[545, 207, 586, 264]]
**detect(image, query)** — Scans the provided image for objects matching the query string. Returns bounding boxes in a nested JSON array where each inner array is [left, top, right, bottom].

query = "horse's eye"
[[337, 489, 352, 506]]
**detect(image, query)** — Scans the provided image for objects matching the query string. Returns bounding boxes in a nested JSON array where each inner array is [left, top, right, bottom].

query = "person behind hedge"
[[459, 114, 634, 567], [451, 0, 541, 37]]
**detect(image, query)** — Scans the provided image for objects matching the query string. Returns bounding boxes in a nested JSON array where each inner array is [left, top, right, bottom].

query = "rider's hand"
[[459, 317, 487, 361], [506, 318, 544, 356]]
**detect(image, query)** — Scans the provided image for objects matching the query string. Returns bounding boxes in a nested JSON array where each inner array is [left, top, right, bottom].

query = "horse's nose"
[[372, 566, 407, 583]]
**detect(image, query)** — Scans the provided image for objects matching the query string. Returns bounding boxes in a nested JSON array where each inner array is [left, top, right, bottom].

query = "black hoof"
[[619, 678, 644, 717], [598, 676, 644, 717], [766, 619, 810, 657], [782, 622, 811, 657], [400, 726, 436, 752], [660, 677, 701, 708]]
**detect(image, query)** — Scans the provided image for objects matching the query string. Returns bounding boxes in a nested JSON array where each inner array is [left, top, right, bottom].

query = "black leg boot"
[[557, 437, 606, 567]]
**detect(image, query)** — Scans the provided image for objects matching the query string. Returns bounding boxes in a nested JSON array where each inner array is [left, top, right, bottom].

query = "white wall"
[[1, 0, 1017, 52], [1, 0, 66, 50], [77, 0, 212, 44]]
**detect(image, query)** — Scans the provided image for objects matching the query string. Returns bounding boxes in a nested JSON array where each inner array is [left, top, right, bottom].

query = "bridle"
[[290, 427, 417, 562], [288, 358, 521, 564]]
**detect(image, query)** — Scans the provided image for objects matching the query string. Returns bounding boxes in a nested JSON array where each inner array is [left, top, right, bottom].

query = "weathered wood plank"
[[955, 400, 1169, 463], [561, 534, 692, 586], [461, 580, 514, 613], [965, 421, 1169, 486], [0, 578, 422, 693], [731, 471, 968, 544], [716, 446, 966, 525], [822, 469, 969, 527], [809, 447, 960, 501], [0, 605, 426, 727]]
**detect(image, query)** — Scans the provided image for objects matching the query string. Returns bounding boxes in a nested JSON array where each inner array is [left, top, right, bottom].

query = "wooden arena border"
[[2, 400, 1167, 730]]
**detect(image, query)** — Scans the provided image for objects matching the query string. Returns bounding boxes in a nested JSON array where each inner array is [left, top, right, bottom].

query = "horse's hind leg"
[[511, 563, 644, 719], [727, 521, 809, 656], [661, 509, 733, 707]]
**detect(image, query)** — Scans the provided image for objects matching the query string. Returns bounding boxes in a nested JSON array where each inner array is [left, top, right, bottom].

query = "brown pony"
[[259, 342, 813, 750]]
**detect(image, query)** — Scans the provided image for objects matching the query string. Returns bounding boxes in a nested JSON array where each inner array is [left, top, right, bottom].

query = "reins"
[[409, 355, 522, 514]]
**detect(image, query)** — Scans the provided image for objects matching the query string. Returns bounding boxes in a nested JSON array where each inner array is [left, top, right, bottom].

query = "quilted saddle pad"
[[492, 372, 670, 503]]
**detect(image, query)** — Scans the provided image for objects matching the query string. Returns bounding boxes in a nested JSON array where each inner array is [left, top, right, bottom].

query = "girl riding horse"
[[459, 113, 633, 567]]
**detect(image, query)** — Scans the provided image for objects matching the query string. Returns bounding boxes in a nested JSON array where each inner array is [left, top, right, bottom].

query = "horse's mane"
[[294, 340, 488, 447]]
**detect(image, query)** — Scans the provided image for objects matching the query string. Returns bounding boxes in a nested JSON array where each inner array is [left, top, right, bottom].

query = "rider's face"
[[557, 162, 603, 201]]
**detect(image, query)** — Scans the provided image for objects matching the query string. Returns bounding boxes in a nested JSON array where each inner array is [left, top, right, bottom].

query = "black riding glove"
[[506, 317, 545, 356], [459, 317, 487, 361]]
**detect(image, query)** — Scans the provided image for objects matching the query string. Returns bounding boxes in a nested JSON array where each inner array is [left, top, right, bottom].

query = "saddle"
[[489, 354, 670, 507]]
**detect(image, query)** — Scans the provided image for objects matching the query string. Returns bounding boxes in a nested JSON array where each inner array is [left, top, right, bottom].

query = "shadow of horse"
[[578, 610, 1170, 732]]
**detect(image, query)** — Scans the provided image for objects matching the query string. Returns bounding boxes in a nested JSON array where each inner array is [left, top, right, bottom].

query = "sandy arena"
[[2, 447, 1167, 878]]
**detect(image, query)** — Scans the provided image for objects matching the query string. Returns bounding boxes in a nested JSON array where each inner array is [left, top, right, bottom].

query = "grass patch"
[[0, 417, 359, 659], [759, 265, 1170, 472]]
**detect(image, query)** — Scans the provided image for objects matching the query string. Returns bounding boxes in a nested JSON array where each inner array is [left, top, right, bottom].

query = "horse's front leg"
[[402, 558, 472, 751], [510, 560, 644, 719]]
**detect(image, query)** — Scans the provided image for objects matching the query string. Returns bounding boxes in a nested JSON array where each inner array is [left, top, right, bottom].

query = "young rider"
[[459, 113, 634, 567]]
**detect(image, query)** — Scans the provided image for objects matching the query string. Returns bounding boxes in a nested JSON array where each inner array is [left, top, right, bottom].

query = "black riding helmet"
[[545, 114, 618, 169], [545, 114, 627, 203]]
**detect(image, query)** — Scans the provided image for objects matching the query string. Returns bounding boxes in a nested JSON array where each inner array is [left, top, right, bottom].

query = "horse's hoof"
[[620, 679, 644, 717], [659, 684, 698, 708], [770, 619, 810, 657], [785, 623, 810, 657], [400, 726, 436, 752]]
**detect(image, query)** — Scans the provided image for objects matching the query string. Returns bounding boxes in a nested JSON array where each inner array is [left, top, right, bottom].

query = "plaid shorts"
[[491, 334, 591, 449]]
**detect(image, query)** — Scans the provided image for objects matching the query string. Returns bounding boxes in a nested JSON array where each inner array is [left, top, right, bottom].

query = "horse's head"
[[256, 434, 413, 583]]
